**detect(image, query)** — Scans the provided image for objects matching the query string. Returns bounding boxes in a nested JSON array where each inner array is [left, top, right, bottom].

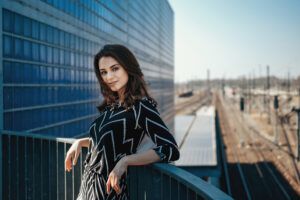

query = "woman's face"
[[99, 56, 129, 96]]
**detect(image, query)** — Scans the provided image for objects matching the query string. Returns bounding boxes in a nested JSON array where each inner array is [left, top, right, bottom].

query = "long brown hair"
[[93, 44, 157, 112]]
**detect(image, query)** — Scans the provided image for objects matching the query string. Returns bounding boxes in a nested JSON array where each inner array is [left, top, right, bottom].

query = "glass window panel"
[[3, 35, 13, 57], [46, 26, 53, 43], [75, 53, 79, 68], [59, 0, 64, 10], [53, 47, 59, 64], [40, 23, 46, 41], [70, 69, 74, 83], [32, 20, 39, 39], [79, 5, 83, 21], [65, 0, 70, 14], [48, 67, 53, 83], [3, 9, 14, 32], [23, 40, 32, 60], [3, 88, 13, 110], [70, 34, 75, 49], [31, 109, 39, 128], [47, 46, 53, 64], [65, 50, 70, 65], [75, 36, 79, 51], [24, 64, 32, 83], [59, 68, 64, 83], [64, 32, 70, 47], [23, 17, 32, 38], [14, 13, 24, 35], [40, 65, 48, 84], [60, 49, 64, 65], [32, 65, 40, 84], [70, 0, 74, 16], [53, 67, 59, 83], [79, 38, 83, 52], [40, 87, 47, 106], [53, 28, 59, 45], [32, 42, 39, 62], [40, 44, 47, 62], [3, 62, 12, 83], [70, 52, 74, 67], [4, 113, 13, 130], [53, 0, 59, 8], [59, 30, 64, 46], [14, 38, 24, 59], [75, 2, 80, 18], [14, 62, 24, 83], [79, 54, 83, 68], [64, 68, 69, 83]]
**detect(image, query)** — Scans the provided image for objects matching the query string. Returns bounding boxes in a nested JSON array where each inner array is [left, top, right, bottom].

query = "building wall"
[[0, 0, 175, 137]]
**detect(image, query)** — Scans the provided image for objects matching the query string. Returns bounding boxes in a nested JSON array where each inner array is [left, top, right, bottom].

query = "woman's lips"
[[109, 81, 117, 86]]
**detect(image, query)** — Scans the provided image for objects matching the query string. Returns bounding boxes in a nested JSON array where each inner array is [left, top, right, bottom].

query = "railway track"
[[175, 90, 210, 115], [217, 93, 300, 199]]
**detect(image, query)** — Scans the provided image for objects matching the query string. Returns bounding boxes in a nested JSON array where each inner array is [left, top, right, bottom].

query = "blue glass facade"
[[1, 0, 174, 137]]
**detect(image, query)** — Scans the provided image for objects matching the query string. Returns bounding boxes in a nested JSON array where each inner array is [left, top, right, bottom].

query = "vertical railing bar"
[[24, 136, 27, 199], [72, 143, 75, 200], [169, 175, 171, 200], [56, 141, 59, 200], [8, 135, 11, 200], [48, 140, 50, 200], [177, 180, 180, 200], [41, 138, 43, 200], [64, 142, 67, 200], [186, 184, 189, 200], [16, 136, 19, 200], [161, 171, 163, 200]]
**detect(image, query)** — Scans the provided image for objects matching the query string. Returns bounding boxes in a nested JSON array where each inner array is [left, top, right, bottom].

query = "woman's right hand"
[[65, 139, 82, 172]]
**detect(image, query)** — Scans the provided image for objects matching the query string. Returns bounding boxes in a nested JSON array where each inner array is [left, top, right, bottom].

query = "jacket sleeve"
[[136, 98, 180, 163]]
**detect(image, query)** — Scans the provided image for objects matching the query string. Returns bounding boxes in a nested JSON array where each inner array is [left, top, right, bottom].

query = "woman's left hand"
[[106, 157, 128, 195]]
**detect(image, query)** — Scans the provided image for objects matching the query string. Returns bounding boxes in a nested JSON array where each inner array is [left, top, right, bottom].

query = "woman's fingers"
[[106, 173, 122, 195], [106, 176, 111, 194], [65, 151, 74, 172], [73, 149, 79, 166], [113, 176, 121, 195]]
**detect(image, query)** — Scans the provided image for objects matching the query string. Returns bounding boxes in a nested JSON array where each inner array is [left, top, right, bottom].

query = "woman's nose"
[[106, 71, 114, 80]]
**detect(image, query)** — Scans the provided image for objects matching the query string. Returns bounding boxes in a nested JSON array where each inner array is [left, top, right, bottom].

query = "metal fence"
[[1, 130, 233, 200]]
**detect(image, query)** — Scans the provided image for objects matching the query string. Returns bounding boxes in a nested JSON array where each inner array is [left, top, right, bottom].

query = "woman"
[[65, 44, 180, 200]]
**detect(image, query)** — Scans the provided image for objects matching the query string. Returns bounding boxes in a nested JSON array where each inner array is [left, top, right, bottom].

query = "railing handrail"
[[152, 163, 233, 200], [0, 129, 77, 143], [1, 130, 233, 200]]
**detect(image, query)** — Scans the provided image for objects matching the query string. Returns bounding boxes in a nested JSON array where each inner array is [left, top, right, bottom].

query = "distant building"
[[0, 0, 174, 137]]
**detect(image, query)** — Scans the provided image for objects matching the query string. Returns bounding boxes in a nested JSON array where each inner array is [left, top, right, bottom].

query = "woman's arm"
[[122, 149, 160, 166], [106, 150, 161, 195], [78, 137, 90, 148], [65, 137, 90, 172]]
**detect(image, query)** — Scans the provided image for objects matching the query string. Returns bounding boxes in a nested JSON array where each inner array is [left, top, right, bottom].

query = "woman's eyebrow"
[[100, 64, 119, 71]]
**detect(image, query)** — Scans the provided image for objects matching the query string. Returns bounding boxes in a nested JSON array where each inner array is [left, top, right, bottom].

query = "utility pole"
[[248, 73, 251, 113], [287, 71, 290, 98], [274, 95, 279, 145], [267, 65, 271, 124]]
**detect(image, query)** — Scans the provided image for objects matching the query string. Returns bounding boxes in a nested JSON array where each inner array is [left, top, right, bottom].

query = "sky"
[[168, 0, 300, 83]]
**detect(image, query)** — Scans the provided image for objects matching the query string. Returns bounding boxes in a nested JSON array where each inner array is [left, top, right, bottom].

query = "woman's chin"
[[110, 87, 118, 92]]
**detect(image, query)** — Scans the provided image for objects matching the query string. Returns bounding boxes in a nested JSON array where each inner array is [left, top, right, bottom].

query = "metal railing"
[[1, 130, 233, 200]]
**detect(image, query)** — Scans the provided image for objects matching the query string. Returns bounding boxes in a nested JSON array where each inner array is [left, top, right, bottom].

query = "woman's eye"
[[100, 71, 107, 75], [112, 67, 119, 72]]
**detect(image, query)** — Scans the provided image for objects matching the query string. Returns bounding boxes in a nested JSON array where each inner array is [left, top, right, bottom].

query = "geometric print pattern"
[[76, 97, 180, 200]]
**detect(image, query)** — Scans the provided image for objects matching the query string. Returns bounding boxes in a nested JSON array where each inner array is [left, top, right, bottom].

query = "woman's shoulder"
[[135, 96, 157, 109]]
